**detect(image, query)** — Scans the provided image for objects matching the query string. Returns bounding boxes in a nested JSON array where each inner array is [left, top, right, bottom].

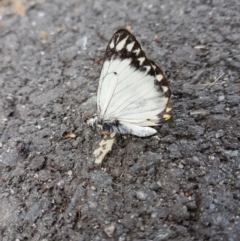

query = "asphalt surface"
[[0, 0, 239, 240]]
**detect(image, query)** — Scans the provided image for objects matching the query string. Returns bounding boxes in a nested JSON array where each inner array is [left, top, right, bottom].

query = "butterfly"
[[87, 29, 172, 137]]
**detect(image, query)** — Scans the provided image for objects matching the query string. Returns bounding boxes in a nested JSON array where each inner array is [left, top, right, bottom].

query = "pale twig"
[[200, 73, 224, 86]]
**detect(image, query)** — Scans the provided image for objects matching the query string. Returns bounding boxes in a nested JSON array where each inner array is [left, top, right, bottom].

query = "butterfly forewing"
[[97, 29, 171, 129]]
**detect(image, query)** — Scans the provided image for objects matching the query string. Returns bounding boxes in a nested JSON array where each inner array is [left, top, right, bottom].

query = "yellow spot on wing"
[[164, 114, 171, 121], [166, 107, 172, 112]]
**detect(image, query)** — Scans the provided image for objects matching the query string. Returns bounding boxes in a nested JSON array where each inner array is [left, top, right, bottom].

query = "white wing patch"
[[156, 74, 164, 82], [109, 40, 115, 49], [162, 86, 169, 93], [126, 42, 135, 51], [133, 48, 140, 55], [138, 57, 145, 65], [116, 36, 128, 51]]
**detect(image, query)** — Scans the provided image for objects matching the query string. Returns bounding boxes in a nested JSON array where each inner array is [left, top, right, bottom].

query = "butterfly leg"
[[97, 124, 102, 131]]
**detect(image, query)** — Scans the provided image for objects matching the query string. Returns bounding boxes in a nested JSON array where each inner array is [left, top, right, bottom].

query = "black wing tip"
[[114, 28, 132, 34]]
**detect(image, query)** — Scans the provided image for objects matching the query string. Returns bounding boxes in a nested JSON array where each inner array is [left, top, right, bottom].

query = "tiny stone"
[[225, 150, 239, 157], [210, 204, 215, 210], [91, 186, 96, 191], [104, 223, 115, 237], [179, 163, 184, 168], [151, 212, 158, 218], [218, 95, 225, 101], [57, 180, 65, 188], [136, 190, 148, 201], [157, 181, 163, 188], [215, 130, 224, 138], [118, 237, 126, 241]]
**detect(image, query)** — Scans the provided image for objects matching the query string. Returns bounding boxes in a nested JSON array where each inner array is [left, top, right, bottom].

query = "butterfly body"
[[87, 29, 172, 137]]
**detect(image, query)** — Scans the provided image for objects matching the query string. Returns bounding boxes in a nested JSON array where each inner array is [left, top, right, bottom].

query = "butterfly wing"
[[97, 29, 171, 132]]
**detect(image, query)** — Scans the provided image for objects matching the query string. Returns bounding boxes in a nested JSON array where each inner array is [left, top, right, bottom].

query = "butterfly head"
[[102, 123, 111, 136]]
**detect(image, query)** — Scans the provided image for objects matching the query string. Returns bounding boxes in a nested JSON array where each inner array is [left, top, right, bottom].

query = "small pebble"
[[104, 223, 115, 237], [136, 191, 148, 201], [218, 95, 225, 101]]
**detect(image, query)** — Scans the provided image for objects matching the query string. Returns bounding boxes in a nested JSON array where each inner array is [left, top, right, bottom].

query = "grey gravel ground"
[[0, 0, 240, 240]]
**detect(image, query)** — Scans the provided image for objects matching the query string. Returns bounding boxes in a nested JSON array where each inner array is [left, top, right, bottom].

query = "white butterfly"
[[87, 29, 172, 137]]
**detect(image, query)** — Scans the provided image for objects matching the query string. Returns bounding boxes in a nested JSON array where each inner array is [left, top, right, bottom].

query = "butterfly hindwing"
[[97, 29, 171, 136]]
